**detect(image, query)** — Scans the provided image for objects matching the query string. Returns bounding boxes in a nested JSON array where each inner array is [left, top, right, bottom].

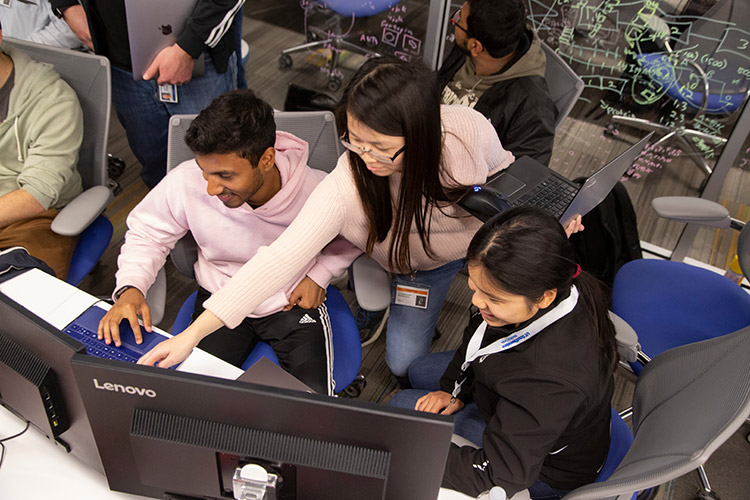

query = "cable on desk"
[[0, 420, 31, 471]]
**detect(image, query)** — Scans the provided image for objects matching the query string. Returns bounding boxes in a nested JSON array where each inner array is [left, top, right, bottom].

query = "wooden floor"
[[78, 11, 750, 500]]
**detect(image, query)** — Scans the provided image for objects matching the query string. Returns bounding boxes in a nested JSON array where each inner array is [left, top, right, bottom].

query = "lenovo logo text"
[[93, 378, 157, 398]]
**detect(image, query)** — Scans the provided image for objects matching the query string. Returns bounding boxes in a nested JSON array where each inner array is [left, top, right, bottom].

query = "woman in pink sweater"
[[139, 57, 576, 384]]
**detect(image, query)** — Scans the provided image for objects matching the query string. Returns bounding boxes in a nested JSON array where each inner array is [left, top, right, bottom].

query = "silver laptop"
[[236, 356, 316, 394], [124, 0, 205, 81], [487, 132, 653, 226]]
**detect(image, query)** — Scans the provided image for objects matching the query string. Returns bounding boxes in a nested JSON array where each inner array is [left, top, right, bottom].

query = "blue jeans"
[[390, 350, 571, 500], [110, 52, 238, 188], [385, 259, 465, 378], [389, 350, 486, 446]]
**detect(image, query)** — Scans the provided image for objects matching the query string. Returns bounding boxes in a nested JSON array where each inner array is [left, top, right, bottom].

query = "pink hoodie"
[[115, 131, 361, 318]]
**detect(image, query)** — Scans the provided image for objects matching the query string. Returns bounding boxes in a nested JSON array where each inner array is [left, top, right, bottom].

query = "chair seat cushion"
[[612, 259, 750, 374], [636, 53, 746, 113]]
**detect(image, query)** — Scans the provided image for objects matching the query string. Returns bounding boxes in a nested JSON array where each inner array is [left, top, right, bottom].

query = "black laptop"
[[488, 132, 653, 224]]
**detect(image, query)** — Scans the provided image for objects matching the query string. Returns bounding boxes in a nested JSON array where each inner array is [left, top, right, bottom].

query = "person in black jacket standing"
[[438, 0, 557, 165], [50, 0, 244, 188], [390, 207, 617, 499]]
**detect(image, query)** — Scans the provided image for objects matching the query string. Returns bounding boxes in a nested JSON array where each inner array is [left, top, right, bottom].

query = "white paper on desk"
[[0, 269, 100, 329], [177, 347, 244, 380]]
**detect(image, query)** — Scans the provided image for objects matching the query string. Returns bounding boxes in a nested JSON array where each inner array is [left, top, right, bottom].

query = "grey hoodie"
[[0, 45, 83, 210]]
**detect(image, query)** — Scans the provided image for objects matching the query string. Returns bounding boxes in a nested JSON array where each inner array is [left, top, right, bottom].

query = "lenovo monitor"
[[71, 354, 455, 500]]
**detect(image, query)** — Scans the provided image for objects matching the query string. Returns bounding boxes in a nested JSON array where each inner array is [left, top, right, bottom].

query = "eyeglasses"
[[450, 8, 471, 36], [340, 133, 405, 164]]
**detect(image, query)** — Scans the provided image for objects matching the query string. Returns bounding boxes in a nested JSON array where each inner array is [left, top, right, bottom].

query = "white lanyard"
[[452, 286, 579, 399]]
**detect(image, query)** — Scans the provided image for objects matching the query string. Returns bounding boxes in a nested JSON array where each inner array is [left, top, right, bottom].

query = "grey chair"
[[2, 37, 114, 285], [562, 325, 750, 500], [541, 41, 585, 129]]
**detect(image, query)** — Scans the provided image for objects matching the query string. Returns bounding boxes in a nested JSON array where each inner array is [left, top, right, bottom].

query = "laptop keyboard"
[[64, 323, 142, 363], [510, 176, 578, 219]]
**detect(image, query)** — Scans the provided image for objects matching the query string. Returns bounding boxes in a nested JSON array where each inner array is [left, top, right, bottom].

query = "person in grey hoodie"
[[0, 23, 83, 279], [438, 0, 557, 165]]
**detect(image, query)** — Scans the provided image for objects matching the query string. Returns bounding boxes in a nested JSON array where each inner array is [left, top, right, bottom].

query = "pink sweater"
[[115, 131, 361, 318], [206, 105, 515, 328]]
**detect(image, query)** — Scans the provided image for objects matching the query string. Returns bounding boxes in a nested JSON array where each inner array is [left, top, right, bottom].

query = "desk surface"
[[0, 270, 475, 500]]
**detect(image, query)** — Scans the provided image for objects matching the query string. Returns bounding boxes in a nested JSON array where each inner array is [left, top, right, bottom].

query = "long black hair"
[[466, 207, 618, 372], [336, 56, 467, 273]]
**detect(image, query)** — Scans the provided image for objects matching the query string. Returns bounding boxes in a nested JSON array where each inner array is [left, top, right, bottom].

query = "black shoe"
[[355, 307, 388, 346]]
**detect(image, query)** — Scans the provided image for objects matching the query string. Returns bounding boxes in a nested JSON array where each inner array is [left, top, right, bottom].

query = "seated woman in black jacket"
[[389, 207, 617, 499]]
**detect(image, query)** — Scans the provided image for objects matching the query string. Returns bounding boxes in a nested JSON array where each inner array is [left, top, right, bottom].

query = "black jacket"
[[440, 297, 614, 497], [437, 28, 557, 165], [50, 0, 243, 73]]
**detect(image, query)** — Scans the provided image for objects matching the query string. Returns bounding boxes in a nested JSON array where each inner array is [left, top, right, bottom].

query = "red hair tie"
[[572, 263, 581, 279]]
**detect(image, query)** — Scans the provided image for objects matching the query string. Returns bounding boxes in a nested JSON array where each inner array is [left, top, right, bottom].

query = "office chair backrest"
[[166, 110, 342, 173], [562, 326, 750, 500], [541, 42, 584, 129], [2, 38, 111, 190], [274, 111, 342, 173]]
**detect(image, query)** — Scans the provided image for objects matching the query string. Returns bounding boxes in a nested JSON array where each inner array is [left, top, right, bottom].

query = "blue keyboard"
[[64, 322, 142, 363], [63, 305, 173, 365]]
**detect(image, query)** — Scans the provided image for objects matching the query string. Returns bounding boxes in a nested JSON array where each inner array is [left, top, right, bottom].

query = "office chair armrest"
[[50, 185, 114, 236], [609, 311, 641, 363], [652, 196, 732, 228], [145, 267, 167, 327], [171, 232, 198, 279], [351, 255, 391, 311]]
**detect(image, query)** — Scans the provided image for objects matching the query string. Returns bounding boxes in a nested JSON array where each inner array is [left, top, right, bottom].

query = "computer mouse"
[[459, 186, 511, 222]]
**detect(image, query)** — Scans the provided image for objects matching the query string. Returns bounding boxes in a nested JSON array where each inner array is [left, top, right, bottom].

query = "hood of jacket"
[[5, 46, 66, 121], [0, 45, 83, 208]]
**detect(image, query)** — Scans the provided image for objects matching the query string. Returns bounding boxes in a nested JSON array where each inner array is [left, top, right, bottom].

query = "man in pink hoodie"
[[98, 90, 361, 395]]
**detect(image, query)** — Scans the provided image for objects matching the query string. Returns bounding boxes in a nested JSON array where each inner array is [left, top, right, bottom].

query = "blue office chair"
[[597, 409, 634, 488], [609, 197, 750, 500], [3, 38, 115, 286], [172, 285, 363, 394], [278, 0, 399, 91]]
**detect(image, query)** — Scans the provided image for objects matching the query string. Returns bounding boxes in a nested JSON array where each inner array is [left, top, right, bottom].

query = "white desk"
[[0, 270, 478, 499], [0, 406, 151, 500]]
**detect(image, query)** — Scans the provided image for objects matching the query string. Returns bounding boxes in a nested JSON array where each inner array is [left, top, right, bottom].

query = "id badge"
[[159, 84, 178, 103], [393, 282, 430, 309]]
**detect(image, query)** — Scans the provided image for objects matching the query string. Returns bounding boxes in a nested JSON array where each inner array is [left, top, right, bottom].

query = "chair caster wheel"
[[107, 154, 126, 179], [604, 123, 620, 137], [694, 491, 720, 500], [278, 54, 293, 69], [327, 77, 342, 92], [340, 374, 366, 398]]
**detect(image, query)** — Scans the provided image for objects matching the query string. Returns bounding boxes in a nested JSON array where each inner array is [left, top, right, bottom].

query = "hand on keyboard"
[[98, 287, 152, 347]]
